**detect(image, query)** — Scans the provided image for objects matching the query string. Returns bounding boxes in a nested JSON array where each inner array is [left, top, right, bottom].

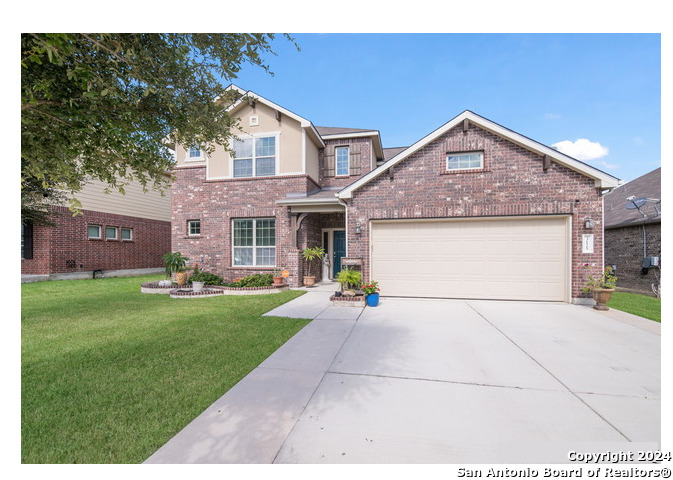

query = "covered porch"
[[276, 189, 347, 283]]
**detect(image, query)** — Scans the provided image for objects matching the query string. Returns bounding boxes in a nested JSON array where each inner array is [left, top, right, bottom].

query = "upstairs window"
[[188, 146, 202, 159], [121, 228, 133, 241], [336, 146, 350, 176], [233, 136, 276, 178], [447, 151, 484, 171]]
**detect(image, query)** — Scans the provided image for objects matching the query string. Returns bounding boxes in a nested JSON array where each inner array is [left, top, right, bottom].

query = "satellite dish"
[[625, 197, 648, 210]]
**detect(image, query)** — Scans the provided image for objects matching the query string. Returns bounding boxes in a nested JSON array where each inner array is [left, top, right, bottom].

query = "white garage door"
[[370, 216, 569, 301]]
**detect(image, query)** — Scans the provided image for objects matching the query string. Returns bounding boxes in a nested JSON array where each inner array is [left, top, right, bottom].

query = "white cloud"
[[552, 138, 609, 161], [544, 113, 562, 120]]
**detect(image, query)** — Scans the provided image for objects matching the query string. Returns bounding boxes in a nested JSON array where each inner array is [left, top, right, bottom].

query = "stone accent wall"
[[345, 123, 605, 301], [605, 222, 661, 295], [21, 206, 170, 275]]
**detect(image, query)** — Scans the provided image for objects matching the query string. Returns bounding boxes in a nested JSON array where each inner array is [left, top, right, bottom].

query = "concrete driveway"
[[145, 290, 661, 464]]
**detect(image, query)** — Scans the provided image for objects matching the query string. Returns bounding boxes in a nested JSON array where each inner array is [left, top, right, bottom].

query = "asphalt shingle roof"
[[603, 168, 661, 228]]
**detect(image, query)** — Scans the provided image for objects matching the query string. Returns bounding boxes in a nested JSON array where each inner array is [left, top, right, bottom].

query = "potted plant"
[[162, 251, 190, 286], [301, 246, 325, 286], [362, 281, 380, 307], [582, 265, 617, 310], [272, 267, 284, 286], [336, 267, 362, 293], [190, 264, 205, 292]]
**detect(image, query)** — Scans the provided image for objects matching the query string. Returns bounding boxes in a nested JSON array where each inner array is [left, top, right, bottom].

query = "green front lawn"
[[21, 275, 309, 464], [607, 291, 661, 323]]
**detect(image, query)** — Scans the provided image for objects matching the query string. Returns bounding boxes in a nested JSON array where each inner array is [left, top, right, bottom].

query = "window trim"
[[186, 145, 205, 162], [335, 145, 350, 177], [187, 219, 201, 237], [232, 217, 276, 267], [446, 151, 484, 172], [231, 132, 280, 179], [105, 226, 118, 241], [121, 227, 133, 241], [87, 224, 102, 240]]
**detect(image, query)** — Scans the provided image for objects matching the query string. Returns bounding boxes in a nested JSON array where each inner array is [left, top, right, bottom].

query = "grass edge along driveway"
[[21, 275, 309, 464]]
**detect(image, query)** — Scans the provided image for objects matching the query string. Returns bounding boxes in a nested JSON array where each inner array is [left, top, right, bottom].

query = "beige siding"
[[73, 178, 171, 221], [305, 132, 320, 181]]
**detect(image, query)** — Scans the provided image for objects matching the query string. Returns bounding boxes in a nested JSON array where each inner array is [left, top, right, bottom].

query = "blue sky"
[[230, 33, 660, 184]]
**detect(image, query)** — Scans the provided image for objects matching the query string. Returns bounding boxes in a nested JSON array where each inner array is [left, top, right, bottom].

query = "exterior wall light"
[[354, 225, 362, 234], [584, 219, 595, 229]]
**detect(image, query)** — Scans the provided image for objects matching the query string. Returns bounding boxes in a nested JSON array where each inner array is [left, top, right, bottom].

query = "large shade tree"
[[21, 33, 296, 223]]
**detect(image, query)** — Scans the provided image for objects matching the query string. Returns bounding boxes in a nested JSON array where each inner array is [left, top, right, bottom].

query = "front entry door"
[[332, 230, 346, 277]]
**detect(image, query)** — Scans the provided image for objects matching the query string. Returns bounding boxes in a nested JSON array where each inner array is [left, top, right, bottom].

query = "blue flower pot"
[[366, 292, 380, 307]]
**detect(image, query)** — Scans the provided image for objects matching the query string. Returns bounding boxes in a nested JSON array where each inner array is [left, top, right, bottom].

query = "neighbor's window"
[[233, 135, 276, 178], [187, 220, 201, 236], [105, 226, 118, 240], [88, 225, 102, 239], [233, 218, 275, 266], [336, 146, 350, 176], [121, 228, 133, 241], [447, 151, 484, 171]]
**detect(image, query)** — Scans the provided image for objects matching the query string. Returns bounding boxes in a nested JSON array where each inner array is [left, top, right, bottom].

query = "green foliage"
[[162, 252, 189, 277], [189, 271, 224, 285], [301, 246, 325, 277], [361, 281, 380, 295], [582, 265, 617, 292], [336, 267, 362, 290], [21, 33, 298, 220], [230, 273, 274, 288]]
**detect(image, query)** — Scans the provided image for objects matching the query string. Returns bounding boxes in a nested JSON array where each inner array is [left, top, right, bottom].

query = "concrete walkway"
[[145, 291, 660, 464]]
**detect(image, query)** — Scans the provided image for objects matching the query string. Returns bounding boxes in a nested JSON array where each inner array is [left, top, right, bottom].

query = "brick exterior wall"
[[345, 123, 605, 301], [319, 137, 374, 189], [21, 206, 171, 275], [171, 166, 323, 287], [605, 222, 661, 295]]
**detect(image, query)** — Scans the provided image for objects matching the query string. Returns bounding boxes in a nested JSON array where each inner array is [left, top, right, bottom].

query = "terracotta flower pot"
[[175, 271, 189, 286], [592, 288, 615, 310], [273, 276, 284, 286], [303, 276, 316, 287]]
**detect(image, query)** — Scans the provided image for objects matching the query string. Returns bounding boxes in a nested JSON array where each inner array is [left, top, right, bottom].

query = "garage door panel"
[[371, 217, 568, 301]]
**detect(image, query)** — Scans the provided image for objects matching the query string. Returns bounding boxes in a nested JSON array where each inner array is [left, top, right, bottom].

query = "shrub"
[[230, 273, 273, 288], [189, 271, 224, 285]]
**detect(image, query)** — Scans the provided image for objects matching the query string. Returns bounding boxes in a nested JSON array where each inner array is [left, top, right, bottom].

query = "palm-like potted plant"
[[272, 267, 284, 286], [582, 265, 617, 310], [336, 267, 362, 293], [301, 246, 325, 286], [162, 252, 190, 286]]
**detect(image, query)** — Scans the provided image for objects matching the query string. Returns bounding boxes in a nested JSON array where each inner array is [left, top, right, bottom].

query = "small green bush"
[[230, 273, 273, 288], [189, 271, 224, 285]]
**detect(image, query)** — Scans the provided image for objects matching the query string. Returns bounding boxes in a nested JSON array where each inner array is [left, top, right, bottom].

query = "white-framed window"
[[187, 220, 201, 236], [105, 226, 118, 240], [87, 225, 102, 239], [336, 146, 350, 176], [121, 227, 133, 241], [187, 145, 204, 162], [446, 151, 484, 171], [233, 218, 276, 266], [233, 135, 277, 178]]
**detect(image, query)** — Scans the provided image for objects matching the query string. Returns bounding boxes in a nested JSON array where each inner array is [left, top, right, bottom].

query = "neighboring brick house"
[[603, 168, 661, 295], [21, 177, 171, 279], [171, 85, 619, 303]]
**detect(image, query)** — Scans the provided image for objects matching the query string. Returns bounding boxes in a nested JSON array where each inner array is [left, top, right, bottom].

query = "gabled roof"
[[224, 84, 325, 148], [338, 110, 620, 199], [316, 126, 385, 161], [603, 167, 661, 228]]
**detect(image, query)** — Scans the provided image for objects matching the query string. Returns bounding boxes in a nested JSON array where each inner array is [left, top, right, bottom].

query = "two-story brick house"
[[171, 85, 620, 303]]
